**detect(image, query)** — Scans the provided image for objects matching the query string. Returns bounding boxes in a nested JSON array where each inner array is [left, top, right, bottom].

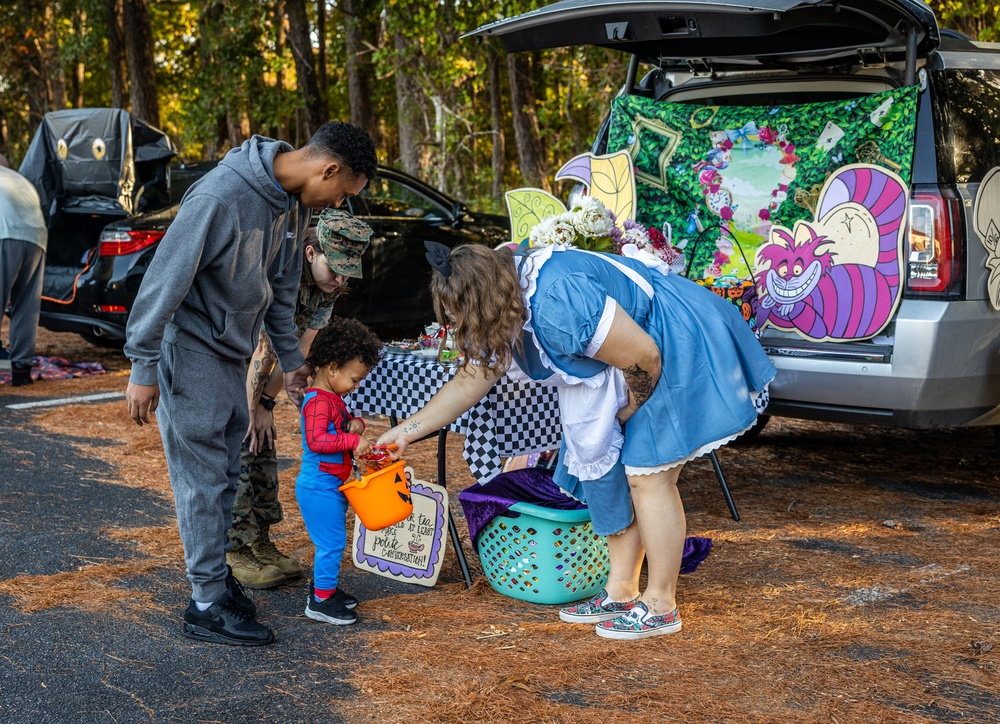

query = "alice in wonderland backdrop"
[[606, 86, 918, 342]]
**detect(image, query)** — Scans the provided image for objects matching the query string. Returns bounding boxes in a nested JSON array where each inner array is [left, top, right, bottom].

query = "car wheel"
[[80, 332, 125, 350]]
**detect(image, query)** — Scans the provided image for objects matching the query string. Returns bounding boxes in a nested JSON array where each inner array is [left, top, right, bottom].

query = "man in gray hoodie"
[[124, 122, 377, 646]]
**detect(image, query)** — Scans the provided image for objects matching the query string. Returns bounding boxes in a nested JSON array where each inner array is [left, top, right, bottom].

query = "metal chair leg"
[[709, 450, 740, 521], [438, 430, 473, 588]]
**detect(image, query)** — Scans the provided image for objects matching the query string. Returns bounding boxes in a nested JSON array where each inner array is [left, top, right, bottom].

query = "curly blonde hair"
[[430, 244, 526, 375]]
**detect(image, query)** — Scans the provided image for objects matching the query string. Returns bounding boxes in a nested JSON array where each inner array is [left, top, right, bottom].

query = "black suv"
[[26, 111, 508, 345], [470, 0, 1000, 431]]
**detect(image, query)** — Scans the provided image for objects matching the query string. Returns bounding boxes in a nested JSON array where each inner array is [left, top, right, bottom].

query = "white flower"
[[566, 188, 587, 209], [549, 220, 578, 246], [572, 197, 614, 239], [529, 217, 557, 247], [622, 225, 651, 247]]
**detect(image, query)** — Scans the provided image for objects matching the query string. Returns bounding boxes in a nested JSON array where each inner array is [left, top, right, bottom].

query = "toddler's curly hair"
[[306, 316, 383, 370]]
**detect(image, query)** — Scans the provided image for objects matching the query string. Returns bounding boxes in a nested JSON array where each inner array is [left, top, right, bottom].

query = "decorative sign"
[[754, 164, 908, 342], [973, 166, 1000, 310], [606, 86, 918, 285], [504, 150, 638, 245], [351, 468, 447, 587]]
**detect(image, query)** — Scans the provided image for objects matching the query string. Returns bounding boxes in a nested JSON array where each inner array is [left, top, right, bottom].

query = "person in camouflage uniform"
[[227, 207, 374, 588]]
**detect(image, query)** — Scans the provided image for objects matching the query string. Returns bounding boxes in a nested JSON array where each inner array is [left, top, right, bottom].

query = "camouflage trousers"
[[228, 441, 284, 550]]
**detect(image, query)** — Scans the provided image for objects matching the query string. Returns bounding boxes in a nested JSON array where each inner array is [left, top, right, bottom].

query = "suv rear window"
[[931, 69, 1000, 184]]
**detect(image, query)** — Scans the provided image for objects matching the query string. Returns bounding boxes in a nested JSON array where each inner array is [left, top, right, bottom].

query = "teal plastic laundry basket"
[[476, 501, 609, 605]]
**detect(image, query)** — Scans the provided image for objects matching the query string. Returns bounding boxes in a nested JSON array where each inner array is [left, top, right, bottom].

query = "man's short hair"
[[307, 122, 377, 182]]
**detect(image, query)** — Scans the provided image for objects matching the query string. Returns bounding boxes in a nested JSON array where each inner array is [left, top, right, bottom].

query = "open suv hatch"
[[468, 0, 1000, 429]]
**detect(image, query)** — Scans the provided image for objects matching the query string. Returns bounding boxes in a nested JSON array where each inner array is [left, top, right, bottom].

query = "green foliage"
[[3, 1, 988, 206]]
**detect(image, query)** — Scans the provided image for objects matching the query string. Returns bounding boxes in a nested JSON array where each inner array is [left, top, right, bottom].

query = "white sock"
[[195, 601, 213, 611]]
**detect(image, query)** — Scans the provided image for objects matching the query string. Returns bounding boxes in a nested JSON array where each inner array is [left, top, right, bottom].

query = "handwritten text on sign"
[[351, 469, 447, 587]]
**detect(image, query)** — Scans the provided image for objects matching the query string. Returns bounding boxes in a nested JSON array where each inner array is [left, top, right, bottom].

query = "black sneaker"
[[11, 364, 32, 387], [308, 581, 357, 610], [182, 591, 274, 646], [226, 564, 257, 618], [305, 592, 358, 625], [331, 587, 358, 610]]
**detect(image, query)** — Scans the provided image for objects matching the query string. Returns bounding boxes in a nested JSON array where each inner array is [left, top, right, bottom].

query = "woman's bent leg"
[[628, 465, 685, 614], [603, 521, 644, 602]]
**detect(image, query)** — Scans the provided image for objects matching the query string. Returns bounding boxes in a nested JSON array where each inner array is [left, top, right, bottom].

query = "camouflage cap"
[[315, 208, 374, 279]]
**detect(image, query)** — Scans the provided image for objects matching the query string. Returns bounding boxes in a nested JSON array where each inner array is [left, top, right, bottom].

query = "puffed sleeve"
[[532, 272, 610, 360]]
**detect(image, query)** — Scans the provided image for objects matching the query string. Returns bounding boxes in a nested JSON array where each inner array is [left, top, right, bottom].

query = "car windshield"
[[354, 176, 446, 218]]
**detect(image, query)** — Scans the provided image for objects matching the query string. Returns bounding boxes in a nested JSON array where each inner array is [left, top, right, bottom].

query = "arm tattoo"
[[249, 359, 270, 400], [249, 330, 278, 401], [623, 363, 654, 408], [401, 421, 423, 437]]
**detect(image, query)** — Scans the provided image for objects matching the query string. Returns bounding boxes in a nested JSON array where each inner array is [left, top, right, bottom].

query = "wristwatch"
[[258, 394, 277, 411]]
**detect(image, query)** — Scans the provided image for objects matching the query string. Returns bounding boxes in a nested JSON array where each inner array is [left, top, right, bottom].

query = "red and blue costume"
[[295, 388, 365, 590]]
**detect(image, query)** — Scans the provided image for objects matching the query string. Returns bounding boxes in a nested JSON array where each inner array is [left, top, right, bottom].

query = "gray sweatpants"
[[0, 238, 45, 367], [156, 341, 249, 603]]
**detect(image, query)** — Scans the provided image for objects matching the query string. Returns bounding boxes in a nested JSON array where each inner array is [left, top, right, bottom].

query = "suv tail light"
[[905, 187, 963, 298], [98, 230, 165, 256]]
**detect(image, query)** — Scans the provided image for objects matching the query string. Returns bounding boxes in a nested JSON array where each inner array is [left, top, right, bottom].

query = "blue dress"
[[514, 247, 775, 534]]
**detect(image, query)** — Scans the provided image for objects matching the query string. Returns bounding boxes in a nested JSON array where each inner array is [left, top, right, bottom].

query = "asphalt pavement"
[[0, 391, 432, 724]]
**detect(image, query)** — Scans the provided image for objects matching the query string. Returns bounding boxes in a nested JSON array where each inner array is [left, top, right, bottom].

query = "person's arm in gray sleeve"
[[124, 195, 233, 384], [263, 237, 307, 374], [264, 234, 311, 404]]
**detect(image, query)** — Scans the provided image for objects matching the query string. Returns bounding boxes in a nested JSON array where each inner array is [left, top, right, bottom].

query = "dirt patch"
[[3, 326, 999, 722]]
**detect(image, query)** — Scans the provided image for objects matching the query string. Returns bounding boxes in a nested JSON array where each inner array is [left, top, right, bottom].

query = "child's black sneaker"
[[308, 581, 358, 611], [330, 587, 358, 610], [305, 592, 358, 625], [182, 591, 274, 646]]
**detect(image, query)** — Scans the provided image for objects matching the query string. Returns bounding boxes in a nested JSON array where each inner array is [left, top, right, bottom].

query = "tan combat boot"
[[226, 545, 285, 589], [250, 524, 304, 580]]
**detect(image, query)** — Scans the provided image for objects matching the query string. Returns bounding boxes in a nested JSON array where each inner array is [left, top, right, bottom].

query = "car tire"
[[80, 332, 125, 350]]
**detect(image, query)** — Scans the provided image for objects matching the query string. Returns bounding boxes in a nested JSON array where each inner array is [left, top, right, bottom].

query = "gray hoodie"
[[125, 136, 308, 386]]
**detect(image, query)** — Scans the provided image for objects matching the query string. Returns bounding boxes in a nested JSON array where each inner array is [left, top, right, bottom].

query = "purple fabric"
[[458, 468, 713, 575], [0, 355, 105, 385], [681, 536, 713, 574], [458, 468, 584, 543]]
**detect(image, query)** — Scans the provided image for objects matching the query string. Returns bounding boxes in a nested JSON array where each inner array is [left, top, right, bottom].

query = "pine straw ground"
[[2, 326, 999, 722]]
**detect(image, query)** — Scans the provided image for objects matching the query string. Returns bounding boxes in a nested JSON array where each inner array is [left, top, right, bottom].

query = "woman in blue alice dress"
[[378, 242, 775, 640]]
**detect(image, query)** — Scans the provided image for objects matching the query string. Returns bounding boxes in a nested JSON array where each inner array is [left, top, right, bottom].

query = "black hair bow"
[[423, 240, 452, 277]]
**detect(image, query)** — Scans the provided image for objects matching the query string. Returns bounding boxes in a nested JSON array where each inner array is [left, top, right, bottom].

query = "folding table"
[[346, 350, 742, 588]]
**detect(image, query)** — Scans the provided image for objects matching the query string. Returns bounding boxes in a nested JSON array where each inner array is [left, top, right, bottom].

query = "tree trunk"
[[44, 5, 68, 110], [106, 0, 128, 108], [72, 9, 87, 108], [19, 0, 49, 129], [122, 0, 159, 125], [488, 45, 506, 201], [272, 0, 291, 140], [506, 52, 549, 192], [0, 108, 8, 158], [342, 0, 377, 143], [197, 2, 228, 156], [285, 0, 324, 139], [316, 0, 327, 103], [394, 32, 423, 176]]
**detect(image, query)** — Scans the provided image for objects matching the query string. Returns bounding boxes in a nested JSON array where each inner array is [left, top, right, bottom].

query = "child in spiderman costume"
[[295, 316, 383, 625]]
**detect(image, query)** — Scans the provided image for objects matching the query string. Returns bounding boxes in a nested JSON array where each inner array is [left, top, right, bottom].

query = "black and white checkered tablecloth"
[[346, 351, 562, 483]]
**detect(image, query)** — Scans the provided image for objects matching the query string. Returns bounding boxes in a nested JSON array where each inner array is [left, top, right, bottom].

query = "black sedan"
[[39, 166, 510, 344]]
